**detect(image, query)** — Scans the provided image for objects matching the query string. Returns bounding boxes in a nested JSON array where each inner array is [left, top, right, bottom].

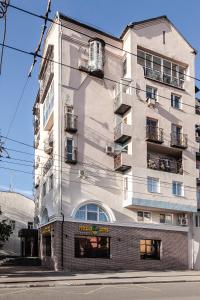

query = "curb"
[[1, 278, 200, 289]]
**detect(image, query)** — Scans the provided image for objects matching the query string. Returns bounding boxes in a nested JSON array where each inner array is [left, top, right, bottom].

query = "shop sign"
[[41, 224, 51, 235], [79, 225, 109, 234]]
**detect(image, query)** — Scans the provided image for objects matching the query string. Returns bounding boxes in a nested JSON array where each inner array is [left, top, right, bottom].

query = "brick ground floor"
[[39, 221, 188, 272]]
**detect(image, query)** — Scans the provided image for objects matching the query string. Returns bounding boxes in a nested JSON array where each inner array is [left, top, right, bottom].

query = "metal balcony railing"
[[171, 132, 188, 149], [144, 67, 184, 89], [196, 99, 200, 115], [146, 125, 164, 144], [43, 158, 53, 176], [147, 155, 183, 174], [65, 147, 77, 164], [64, 113, 78, 133]]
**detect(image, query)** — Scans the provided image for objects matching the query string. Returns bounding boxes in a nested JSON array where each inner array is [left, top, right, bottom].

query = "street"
[[0, 282, 200, 300]]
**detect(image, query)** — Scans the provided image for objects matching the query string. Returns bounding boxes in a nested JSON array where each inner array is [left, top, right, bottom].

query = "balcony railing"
[[144, 67, 184, 89], [44, 133, 53, 155], [43, 158, 53, 176], [147, 155, 183, 174], [114, 122, 132, 143], [34, 118, 40, 135], [114, 152, 132, 172], [64, 113, 78, 133], [196, 99, 200, 115], [65, 147, 77, 164], [171, 132, 188, 149], [146, 125, 164, 144]]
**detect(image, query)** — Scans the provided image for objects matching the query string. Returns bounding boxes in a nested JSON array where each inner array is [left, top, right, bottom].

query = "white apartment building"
[[33, 14, 199, 271]]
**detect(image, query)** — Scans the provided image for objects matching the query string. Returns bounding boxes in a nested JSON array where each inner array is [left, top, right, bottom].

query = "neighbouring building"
[[33, 14, 200, 271], [0, 191, 37, 257]]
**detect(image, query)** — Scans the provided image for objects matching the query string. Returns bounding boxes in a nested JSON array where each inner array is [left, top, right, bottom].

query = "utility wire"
[[0, 41, 198, 111], [2, 1, 200, 83], [0, 5, 8, 75]]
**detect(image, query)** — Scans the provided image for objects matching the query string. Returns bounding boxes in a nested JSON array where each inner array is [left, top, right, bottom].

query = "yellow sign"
[[41, 224, 51, 235], [79, 225, 109, 234]]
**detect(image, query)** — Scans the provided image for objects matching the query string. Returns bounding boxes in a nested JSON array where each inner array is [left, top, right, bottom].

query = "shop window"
[[75, 236, 110, 258], [75, 204, 110, 222], [140, 239, 161, 260], [45, 236, 51, 257]]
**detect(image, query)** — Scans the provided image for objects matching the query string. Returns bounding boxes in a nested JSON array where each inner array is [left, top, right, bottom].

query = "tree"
[[0, 222, 12, 242]]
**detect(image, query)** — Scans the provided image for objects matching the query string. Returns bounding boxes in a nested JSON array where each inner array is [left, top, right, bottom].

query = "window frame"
[[160, 213, 173, 225], [140, 239, 161, 260], [146, 85, 158, 100], [75, 204, 110, 222], [147, 177, 160, 193], [75, 235, 110, 259], [172, 181, 184, 197], [171, 93, 182, 110], [137, 211, 152, 223]]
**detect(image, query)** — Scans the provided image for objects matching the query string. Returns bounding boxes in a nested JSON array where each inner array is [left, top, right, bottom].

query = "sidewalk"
[[1, 266, 200, 288]]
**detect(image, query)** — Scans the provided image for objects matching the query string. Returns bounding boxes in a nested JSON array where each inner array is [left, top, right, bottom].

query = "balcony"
[[43, 158, 53, 176], [196, 99, 200, 115], [114, 152, 132, 172], [144, 67, 184, 89], [65, 147, 77, 164], [171, 133, 188, 149], [147, 155, 183, 174], [44, 133, 53, 155], [114, 80, 132, 115], [114, 122, 132, 144], [64, 113, 78, 133], [34, 118, 40, 135], [34, 134, 40, 149], [146, 125, 164, 144]]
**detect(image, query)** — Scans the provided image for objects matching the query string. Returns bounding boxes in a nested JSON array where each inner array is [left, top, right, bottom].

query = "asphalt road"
[[0, 282, 200, 300]]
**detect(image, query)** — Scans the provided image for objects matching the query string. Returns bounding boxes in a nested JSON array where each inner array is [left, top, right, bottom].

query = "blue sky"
[[0, 0, 200, 197]]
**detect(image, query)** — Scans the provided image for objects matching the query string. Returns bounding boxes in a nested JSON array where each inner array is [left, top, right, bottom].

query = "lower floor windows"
[[137, 211, 151, 222], [160, 214, 172, 224], [140, 239, 161, 260], [75, 236, 110, 259]]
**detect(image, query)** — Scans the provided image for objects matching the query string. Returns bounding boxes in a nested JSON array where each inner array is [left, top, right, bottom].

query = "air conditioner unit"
[[179, 217, 188, 226], [106, 145, 114, 155], [146, 97, 156, 107], [78, 169, 86, 179]]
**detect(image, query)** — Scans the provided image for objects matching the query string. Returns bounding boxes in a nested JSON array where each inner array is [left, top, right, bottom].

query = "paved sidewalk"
[[1, 266, 200, 288]]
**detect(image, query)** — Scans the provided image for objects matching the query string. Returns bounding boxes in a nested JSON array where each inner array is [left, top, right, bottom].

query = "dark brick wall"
[[40, 221, 188, 272]]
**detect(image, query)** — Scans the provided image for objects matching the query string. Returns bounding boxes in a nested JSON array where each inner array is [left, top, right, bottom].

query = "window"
[[42, 182, 47, 197], [171, 94, 181, 110], [122, 56, 127, 77], [140, 239, 161, 260], [43, 80, 54, 126], [75, 204, 110, 222], [137, 49, 185, 89], [49, 174, 53, 190], [75, 236, 110, 258], [137, 211, 151, 222], [160, 214, 172, 224], [195, 214, 200, 227], [147, 177, 160, 193], [65, 138, 76, 162], [9, 220, 15, 230], [28, 222, 33, 229], [172, 181, 183, 196], [146, 85, 157, 100]]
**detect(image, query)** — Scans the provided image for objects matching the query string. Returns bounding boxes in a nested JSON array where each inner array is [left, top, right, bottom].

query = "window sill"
[[144, 75, 185, 91]]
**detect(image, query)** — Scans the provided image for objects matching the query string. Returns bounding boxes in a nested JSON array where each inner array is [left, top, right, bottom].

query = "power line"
[[3, 1, 200, 83], [0, 1, 8, 75], [0, 41, 198, 111]]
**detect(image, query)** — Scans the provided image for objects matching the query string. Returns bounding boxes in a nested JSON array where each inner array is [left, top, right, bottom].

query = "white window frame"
[[147, 177, 160, 193], [160, 213, 173, 225], [137, 211, 152, 223], [146, 85, 158, 101], [171, 93, 182, 110], [172, 181, 184, 197]]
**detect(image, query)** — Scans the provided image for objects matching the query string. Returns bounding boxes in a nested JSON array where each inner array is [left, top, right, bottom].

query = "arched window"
[[75, 204, 109, 222]]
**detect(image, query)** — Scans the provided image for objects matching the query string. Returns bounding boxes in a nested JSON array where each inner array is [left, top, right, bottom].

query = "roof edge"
[[58, 12, 121, 42]]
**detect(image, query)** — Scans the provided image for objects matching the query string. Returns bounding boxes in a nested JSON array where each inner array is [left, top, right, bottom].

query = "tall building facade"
[[33, 14, 199, 271]]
